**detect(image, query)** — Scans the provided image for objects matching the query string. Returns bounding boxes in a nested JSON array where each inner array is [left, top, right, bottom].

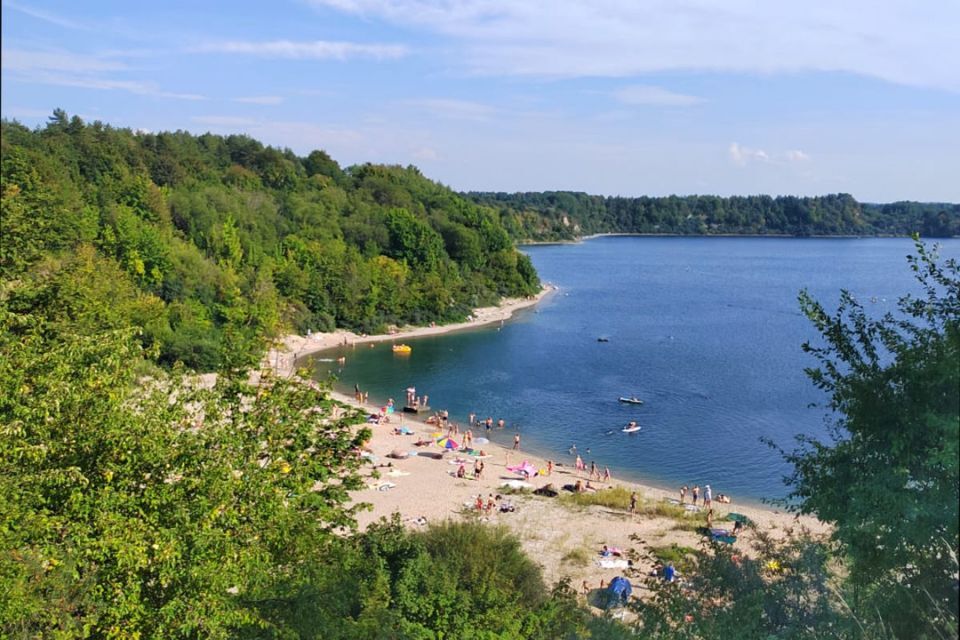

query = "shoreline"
[[267, 283, 557, 378], [275, 282, 792, 512], [328, 384, 829, 590], [521, 232, 906, 245], [263, 286, 828, 592]]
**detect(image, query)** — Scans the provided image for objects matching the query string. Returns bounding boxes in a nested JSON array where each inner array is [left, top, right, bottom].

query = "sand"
[[267, 284, 830, 595]]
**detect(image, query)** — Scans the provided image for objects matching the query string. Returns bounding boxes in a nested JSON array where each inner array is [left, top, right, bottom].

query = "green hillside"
[[1, 111, 540, 371], [470, 191, 960, 241]]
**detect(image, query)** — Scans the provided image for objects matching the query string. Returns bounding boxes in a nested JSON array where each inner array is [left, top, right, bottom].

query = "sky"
[[2, 0, 959, 202]]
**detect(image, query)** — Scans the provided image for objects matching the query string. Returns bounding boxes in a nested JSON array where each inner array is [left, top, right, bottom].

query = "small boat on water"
[[622, 422, 642, 433], [392, 344, 412, 354], [597, 336, 610, 342], [618, 396, 644, 405]]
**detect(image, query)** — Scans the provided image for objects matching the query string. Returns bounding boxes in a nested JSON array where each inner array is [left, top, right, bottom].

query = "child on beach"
[[513, 434, 521, 450]]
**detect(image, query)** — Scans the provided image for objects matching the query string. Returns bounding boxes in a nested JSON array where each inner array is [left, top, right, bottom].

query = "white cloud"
[[729, 143, 770, 166], [730, 143, 812, 166], [404, 98, 497, 121], [14, 72, 206, 100], [234, 95, 285, 105], [3, 48, 205, 100], [412, 147, 439, 160], [310, 0, 960, 91], [2, 48, 127, 73], [4, 1, 87, 30], [194, 40, 408, 60], [613, 85, 703, 107]]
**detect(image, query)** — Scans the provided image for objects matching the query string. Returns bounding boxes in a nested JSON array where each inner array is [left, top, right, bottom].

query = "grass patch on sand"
[[561, 547, 591, 567], [559, 488, 709, 528], [649, 543, 697, 572], [559, 485, 633, 510]]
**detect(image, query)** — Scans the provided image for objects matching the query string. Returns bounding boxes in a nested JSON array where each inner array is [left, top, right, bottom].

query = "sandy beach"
[[268, 285, 829, 598]]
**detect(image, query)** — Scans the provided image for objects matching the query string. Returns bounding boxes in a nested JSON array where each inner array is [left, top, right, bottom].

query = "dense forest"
[[470, 191, 960, 241], [1, 111, 539, 372]]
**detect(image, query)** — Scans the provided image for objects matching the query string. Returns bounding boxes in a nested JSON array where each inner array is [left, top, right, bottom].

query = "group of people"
[[455, 458, 485, 480], [573, 454, 612, 483], [474, 493, 512, 515], [678, 483, 730, 507]]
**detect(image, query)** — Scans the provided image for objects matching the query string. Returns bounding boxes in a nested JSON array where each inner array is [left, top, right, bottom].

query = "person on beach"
[[546, 460, 553, 476], [513, 433, 521, 450], [575, 455, 584, 474], [630, 491, 638, 514], [680, 485, 688, 504], [469, 412, 476, 426], [475, 495, 484, 512], [663, 563, 676, 583], [498, 419, 506, 429], [692, 485, 700, 506], [486, 494, 496, 514], [603, 467, 611, 482], [456, 464, 466, 479], [474, 459, 484, 480], [569, 444, 577, 455], [486, 417, 493, 431], [704, 484, 713, 508], [589, 461, 598, 480]]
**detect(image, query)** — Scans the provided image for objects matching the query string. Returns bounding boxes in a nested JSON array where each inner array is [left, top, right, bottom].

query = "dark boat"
[[618, 396, 644, 405], [597, 337, 610, 342]]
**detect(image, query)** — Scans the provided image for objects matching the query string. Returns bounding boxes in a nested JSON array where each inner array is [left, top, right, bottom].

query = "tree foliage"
[[469, 191, 959, 241], [780, 239, 959, 637], [1, 114, 540, 371], [0, 305, 371, 638]]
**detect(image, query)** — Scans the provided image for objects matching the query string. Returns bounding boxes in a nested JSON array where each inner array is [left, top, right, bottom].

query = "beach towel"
[[597, 559, 630, 569], [507, 461, 537, 478], [500, 480, 533, 490]]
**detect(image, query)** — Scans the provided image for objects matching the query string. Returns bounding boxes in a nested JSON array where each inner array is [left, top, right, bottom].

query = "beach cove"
[[270, 278, 830, 594]]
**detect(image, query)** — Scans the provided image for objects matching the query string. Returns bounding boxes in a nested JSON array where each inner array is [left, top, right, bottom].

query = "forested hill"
[[1, 112, 540, 371], [469, 191, 960, 241]]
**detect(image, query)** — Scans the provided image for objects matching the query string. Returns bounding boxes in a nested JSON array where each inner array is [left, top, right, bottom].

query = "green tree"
[[780, 239, 959, 638], [0, 308, 370, 638]]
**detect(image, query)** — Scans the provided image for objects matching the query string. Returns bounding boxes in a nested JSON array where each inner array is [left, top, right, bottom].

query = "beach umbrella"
[[436, 436, 460, 450]]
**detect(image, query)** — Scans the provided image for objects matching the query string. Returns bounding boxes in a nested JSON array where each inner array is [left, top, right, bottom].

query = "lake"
[[305, 237, 959, 504]]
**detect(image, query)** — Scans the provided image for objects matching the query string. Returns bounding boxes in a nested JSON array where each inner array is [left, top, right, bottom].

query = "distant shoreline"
[[520, 232, 922, 246]]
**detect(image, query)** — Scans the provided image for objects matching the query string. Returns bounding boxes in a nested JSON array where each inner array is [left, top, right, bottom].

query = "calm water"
[[305, 237, 959, 503]]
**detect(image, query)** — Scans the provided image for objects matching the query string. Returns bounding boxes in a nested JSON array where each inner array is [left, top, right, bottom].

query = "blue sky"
[[3, 0, 958, 201]]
